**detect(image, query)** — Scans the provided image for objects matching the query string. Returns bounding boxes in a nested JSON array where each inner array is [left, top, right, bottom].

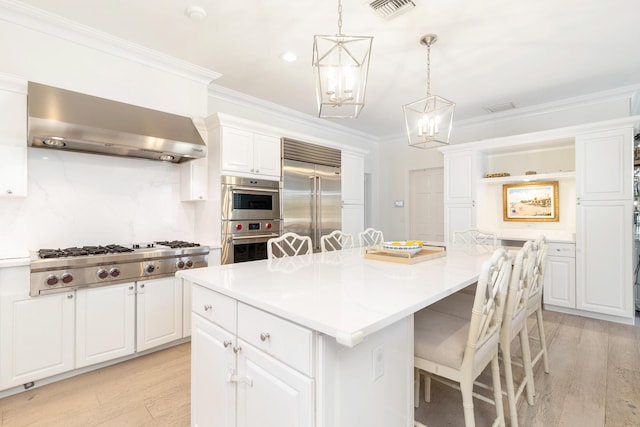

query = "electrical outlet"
[[373, 347, 384, 381]]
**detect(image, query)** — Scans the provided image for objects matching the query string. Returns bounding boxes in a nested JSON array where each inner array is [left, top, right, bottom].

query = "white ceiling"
[[14, 0, 640, 139]]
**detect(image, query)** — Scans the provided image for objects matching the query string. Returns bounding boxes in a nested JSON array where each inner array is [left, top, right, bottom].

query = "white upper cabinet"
[[0, 78, 27, 198], [576, 128, 633, 201], [220, 127, 281, 180], [181, 157, 208, 201], [341, 151, 364, 205]]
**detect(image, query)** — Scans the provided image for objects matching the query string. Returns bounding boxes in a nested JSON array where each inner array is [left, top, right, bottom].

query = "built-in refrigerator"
[[282, 139, 341, 252]]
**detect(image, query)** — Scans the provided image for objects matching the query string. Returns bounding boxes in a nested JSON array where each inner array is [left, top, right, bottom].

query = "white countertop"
[[178, 248, 491, 347]]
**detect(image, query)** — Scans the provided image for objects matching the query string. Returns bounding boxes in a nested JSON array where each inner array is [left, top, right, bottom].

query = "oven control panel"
[[224, 219, 281, 235]]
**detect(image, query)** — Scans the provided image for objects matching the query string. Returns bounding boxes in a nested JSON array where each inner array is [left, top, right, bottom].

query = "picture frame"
[[503, 181, 559, 222]]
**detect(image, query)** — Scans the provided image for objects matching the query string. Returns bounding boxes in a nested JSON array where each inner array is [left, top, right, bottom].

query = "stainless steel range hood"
[[27, 82, 206, 163]]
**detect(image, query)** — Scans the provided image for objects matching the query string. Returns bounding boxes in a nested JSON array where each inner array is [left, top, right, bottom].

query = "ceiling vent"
[[483, 102, 516, 114], [367, 0, 416, 19]]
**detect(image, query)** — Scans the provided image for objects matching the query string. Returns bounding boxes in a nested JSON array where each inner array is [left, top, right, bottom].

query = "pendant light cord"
[[337, 0, 343, 35], [426, 42, 431, 97]]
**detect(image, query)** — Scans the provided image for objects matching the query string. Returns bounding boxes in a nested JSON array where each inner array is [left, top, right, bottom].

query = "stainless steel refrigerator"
[[282, 159, 341, 252]]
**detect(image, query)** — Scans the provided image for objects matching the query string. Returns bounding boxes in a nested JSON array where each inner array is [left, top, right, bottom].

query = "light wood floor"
[[2, 310, 640, 426]]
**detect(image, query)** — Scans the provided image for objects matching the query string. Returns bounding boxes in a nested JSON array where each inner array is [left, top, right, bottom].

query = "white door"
[[236, 340, 314, 427], [76, 283, 136, 368], [136, 277, 183, 352], [576, 200, 633, 318], [410, 168, 444, 243], [191, 314, 236, 427], [0, 292, 75, 390]]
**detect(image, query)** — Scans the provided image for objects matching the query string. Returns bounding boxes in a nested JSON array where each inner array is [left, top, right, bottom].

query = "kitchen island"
[[177, 248, 491, 427]]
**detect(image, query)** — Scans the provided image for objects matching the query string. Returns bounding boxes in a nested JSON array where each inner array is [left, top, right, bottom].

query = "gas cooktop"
[[30, 240, 210, 296]]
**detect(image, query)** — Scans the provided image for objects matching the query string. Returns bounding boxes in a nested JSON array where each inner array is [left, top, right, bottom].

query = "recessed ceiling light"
[[280, 52, 297, 62], [185, 5, 207, 21]]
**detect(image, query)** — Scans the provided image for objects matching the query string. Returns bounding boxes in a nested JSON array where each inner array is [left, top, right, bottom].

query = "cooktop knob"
[[97, 269, 109, 279], [109, 268, 120, 278], [176, 260, 185, 269], [61, 273, 73, 284], [145, 264, 155, 273], [185, 260, 194, 268], [46, 275, 59, 286]]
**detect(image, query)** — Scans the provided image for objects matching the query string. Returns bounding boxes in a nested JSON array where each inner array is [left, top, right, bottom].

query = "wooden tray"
[[364, 247, 446, 264]]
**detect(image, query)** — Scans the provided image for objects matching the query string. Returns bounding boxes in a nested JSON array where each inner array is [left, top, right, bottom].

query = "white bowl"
[[382, 241, 422, 256]]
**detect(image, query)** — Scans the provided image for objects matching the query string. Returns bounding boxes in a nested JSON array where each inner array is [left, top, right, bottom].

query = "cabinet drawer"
[[192, 284, 236, 333], [237, 303, 313, 376], [547, 242, 575, 257]]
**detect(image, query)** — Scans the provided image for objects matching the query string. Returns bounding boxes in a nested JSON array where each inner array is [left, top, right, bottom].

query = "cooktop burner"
[[155, 240, 201, 249], [37, 245, 135, 259]]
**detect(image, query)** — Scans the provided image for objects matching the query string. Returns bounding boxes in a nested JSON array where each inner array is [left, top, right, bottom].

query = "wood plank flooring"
[[0, 344, 190, 427], [1, 310, 640, 426]]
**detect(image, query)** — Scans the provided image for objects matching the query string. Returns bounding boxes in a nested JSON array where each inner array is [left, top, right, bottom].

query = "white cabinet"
[[136, 277, 183, 352], [576, 200, 633, 318], [574, 128, 634, 321], [443, 150, 478, 247], [191, 284, 314, 427], [221, 127, 281, 179], [0, 81, 27, 198], [576, 128, 632, 201], [341, 151, 364, 205], [236, 340, 314, 427], [0, 291, 75, 390], [543, 242, 576, 308], [181, 158, 208, 201], [75, 283, 136, 368], [192, 314, 236, 427]]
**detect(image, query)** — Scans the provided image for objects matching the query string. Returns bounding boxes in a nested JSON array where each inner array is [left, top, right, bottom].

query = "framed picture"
[[503, 181, 559, 222]]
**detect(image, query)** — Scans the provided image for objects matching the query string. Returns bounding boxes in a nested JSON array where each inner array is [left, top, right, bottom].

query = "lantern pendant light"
[[403, 34, 455, 148], [312, 0, 373, 118]]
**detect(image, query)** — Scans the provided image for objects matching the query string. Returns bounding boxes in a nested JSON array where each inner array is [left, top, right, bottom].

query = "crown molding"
[[0, 72, 27, 93], [0, 0, 221, 86], [207, 83, 376, 145]]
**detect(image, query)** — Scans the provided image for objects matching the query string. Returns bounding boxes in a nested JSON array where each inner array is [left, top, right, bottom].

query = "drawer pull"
[[223, 340, 232, 348], [227, 371, 253, 387], [204, 304, 212, 311], [260, 332, 271, 342]]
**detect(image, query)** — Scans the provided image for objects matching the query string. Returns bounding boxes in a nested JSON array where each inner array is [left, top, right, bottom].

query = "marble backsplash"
[[0, 147, 197, 256]]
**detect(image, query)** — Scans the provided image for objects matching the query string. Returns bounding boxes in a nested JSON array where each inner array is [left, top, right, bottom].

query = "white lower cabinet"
[[192, 314, 236, 427], [0, 291, 75, 390], [76, 283, 136, 368], [136, 277, 183, 352], [191, 284, 314, 427], [576, 200, 633, 318], [543, 242, 576, 309]]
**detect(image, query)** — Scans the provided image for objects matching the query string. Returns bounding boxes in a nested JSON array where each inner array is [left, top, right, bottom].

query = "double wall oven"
[[221, 175, 281, 264]]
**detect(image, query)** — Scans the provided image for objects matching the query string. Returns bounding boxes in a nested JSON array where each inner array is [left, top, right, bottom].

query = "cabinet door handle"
[[6, 189, 12, 195], [227, 371, 253, 387], [233, 345, 242, 354], [223, 340, 232, 348], [260, 332, 270, 342], [204, 304, 212, 311], [67, 294, 74, 299]]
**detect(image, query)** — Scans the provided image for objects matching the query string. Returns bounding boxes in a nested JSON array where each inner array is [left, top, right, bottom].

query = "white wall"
[[0, 3, 214, 254]]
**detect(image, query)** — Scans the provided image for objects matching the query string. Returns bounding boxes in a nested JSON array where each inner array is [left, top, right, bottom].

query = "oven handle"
[[229, 233, 280, 241], [230, 186, 279, 194]]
